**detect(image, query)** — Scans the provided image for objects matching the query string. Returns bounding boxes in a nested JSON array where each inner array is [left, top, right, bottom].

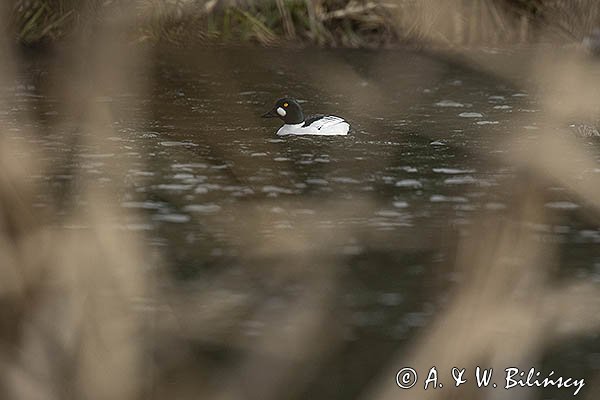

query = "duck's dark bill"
[[262, 109, 278, 118]]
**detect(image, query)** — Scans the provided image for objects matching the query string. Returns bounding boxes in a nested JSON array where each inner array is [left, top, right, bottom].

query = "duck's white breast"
[[277, 116, 349, 136]]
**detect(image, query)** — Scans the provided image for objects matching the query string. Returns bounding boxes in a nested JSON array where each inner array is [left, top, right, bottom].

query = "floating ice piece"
[[395, 179, 422, 188], [306, 178, 329, 185], [435, 100, 464, 108], [160, 141, 198, 147], [444, 176, 478, 185], [459, 112, 483, 118], [545, 201, 580, 209], [430, 195, 468, 203], [262, 186, 293, 194], [156, 184, 193, 191], [331, 177, 359, 184], [433, 168, 475, 174], [184, 204, 221, 213], [153, 214, 190, 223]]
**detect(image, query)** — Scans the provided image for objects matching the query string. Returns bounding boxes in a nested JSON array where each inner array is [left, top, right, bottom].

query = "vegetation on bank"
[[5, 0, 600, 47]]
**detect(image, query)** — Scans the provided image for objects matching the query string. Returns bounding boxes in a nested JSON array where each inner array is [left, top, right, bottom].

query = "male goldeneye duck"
[[261, 97, 350, 136]]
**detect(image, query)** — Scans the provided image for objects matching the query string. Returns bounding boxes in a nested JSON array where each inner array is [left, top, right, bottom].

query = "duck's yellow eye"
[[283, 102, 288, 107]]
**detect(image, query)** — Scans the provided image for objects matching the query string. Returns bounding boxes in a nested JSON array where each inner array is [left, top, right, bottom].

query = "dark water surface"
[[5, 47, 600, 399]]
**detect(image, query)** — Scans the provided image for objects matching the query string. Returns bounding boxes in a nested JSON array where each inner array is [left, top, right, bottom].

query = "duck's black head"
[[261, 98, 304, 124]]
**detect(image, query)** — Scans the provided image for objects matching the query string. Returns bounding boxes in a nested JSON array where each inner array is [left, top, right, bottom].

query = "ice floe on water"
[[183, 204, 221, 213], [376, 210, 406, 217], [578, 230, 600, 243], [476, 121, 499, 125], [156, 184, 194, 191], [435, 100, 464, 107], [430, 195, 468, 203], [331, 177, 360, 184], [433, 168, 476, 174], [306, 178, 329, 185], [443, 176, 478, 185], [171, 163, 208, 170], [395, 179, 422, 188], [160, 141, 198, 147], [459, 112, 483, 118], [121, 201, 164, 210], [173, 174, 193, 180], [153, 214, 190, 223], [545, 201, 580, 210], [262, 186, 294, 194]]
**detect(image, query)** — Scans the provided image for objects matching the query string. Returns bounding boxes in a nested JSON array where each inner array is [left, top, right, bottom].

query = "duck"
[[261, 98, 350, 136]]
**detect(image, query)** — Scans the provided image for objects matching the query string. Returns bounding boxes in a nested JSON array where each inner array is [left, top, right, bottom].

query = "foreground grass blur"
[[0, 1, 599, 400]]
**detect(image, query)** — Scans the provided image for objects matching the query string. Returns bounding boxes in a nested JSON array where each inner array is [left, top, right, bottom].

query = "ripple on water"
[[80, 153, 115, 159], [485, 202, 507, 210]]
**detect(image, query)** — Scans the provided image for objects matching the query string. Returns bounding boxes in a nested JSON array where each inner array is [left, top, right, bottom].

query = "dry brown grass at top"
[[6, 0, 600, 47]]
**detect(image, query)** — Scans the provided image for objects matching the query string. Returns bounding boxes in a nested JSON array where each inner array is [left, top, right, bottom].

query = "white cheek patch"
[[277, 107, 287, 117]]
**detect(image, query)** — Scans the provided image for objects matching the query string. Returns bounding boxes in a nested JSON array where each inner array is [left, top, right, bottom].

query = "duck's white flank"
[[277, 116, 349, 136]]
